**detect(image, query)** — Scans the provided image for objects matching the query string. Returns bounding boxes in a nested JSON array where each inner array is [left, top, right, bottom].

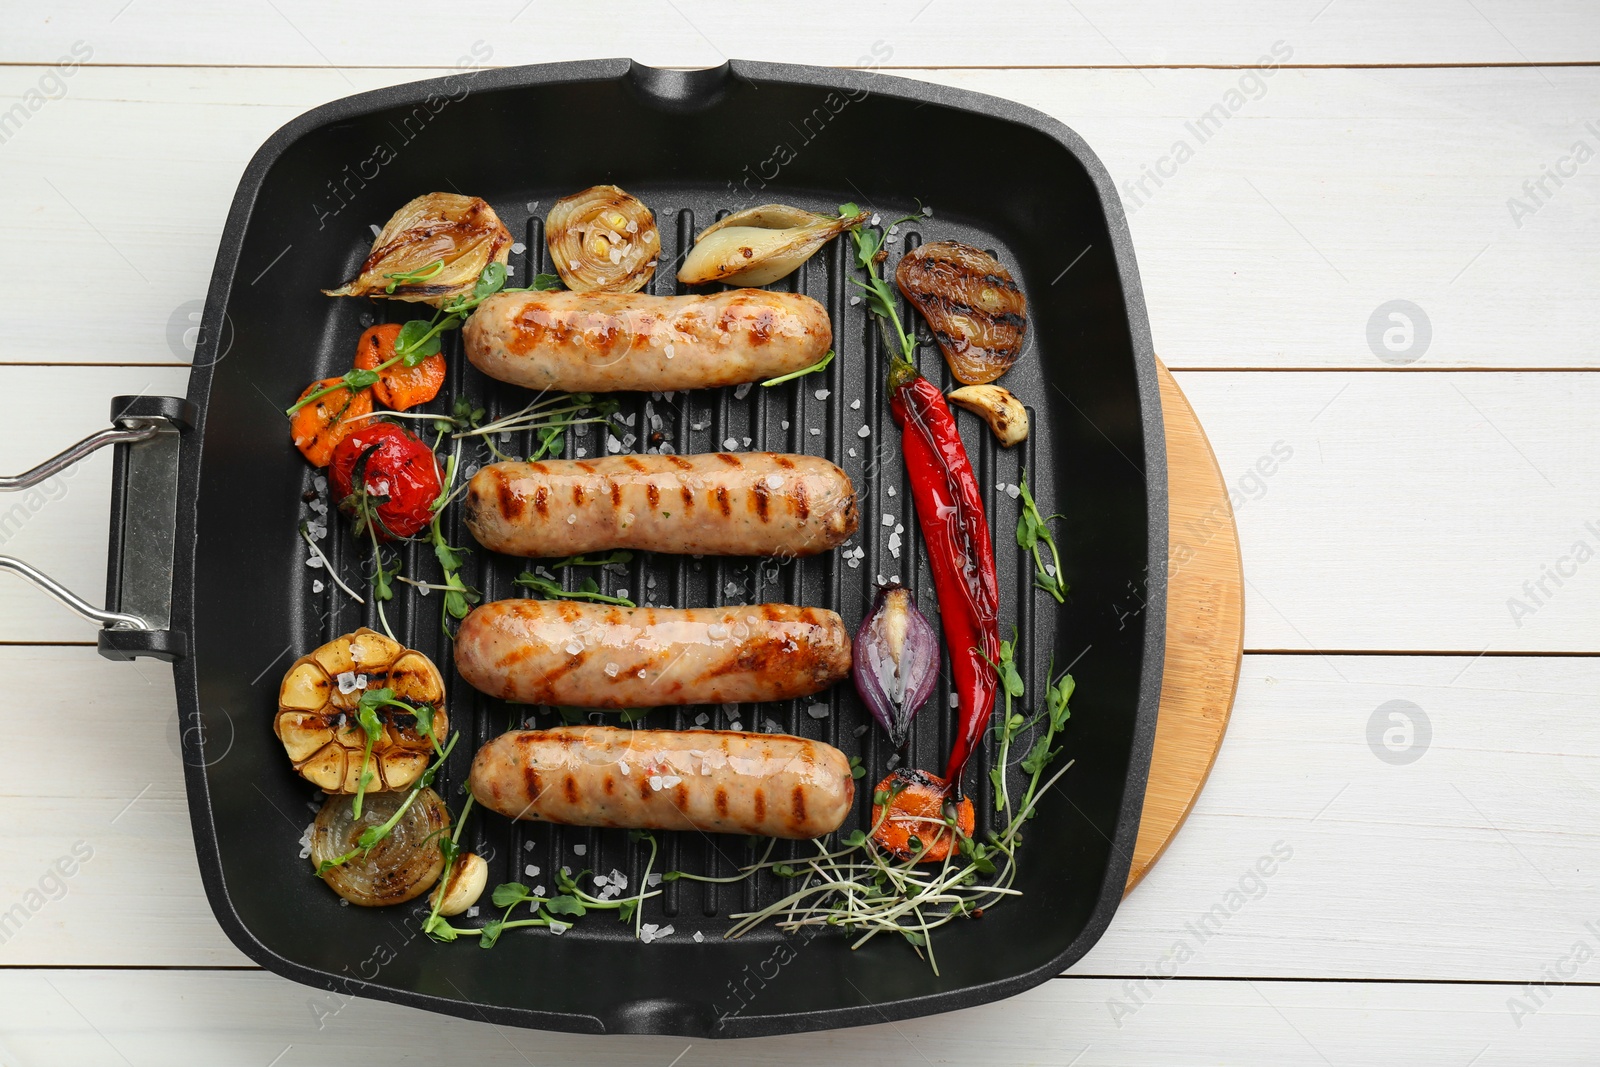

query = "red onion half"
[[852, 584, 940, 749]]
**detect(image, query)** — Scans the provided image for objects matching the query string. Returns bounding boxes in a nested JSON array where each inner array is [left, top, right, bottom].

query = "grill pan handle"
[[0, 394, 194, 662]]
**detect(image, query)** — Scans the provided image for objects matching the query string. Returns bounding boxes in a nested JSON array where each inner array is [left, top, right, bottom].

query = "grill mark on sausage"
[[753, 788, 766, 823], [714, 787, 729, 818], [752, 480, 770, 522], [610, 481, 622, 507], [494, 469, 524, 521], [773, 455, 795, 470], [750, 308, 775, 345], [623, 456, 648, 473], [792, 480, 810, 521], [680, 484, 695, 511], [791, 784, 807, 827], [576, 461, 598, 474], [714, 453, 741, 468], [533, 484, 549, 517], [522, 765, 542, 806], [603, 775, 615, 796], [665, 454, 694, 470], [563, 774, 579, 806], [572, 482, 586, 506], [673, 782, 690, 811], [715, 486, 730, 517], [646, 482, 660, 509]]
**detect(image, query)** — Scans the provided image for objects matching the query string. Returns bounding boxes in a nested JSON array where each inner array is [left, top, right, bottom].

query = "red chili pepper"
[[887, 358, 1001, 794]]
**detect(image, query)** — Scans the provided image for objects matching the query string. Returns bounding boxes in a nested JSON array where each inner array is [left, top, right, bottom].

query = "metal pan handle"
[[0, 394, 195, 662]]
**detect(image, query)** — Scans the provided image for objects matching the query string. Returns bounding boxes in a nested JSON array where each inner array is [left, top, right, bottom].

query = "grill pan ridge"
[[175, 59, 1165, 1037]]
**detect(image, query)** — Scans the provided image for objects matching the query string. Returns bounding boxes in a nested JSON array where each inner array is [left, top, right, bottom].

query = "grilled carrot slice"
[[870, 769, 975, 864], [354, 323, 446, 411], [291, 378, 374, 467]]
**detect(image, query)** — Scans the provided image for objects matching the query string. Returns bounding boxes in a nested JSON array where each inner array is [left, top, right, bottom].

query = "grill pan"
[[11, 59, 1164, 1037]]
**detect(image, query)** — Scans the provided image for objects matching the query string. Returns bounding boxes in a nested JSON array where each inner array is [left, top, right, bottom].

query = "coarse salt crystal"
[[312, 579, 324, 594], [620, 761, 630, 774], [564, 640, 583, 655], [618, 588, 629, 599], [594, 874, 610, 887], [734, 382, 752, 400], [1005, 484, 1021, 499], [850, 399, 862, 410], [467, 906, 479, 918], [525, 864, 539, 877], [848, 448, 857, 458], [780, 420, 790, 431], [882, 515, 896, 527], [611, 870, 628, 889], [549, 921, 570, 934], [604, 662, 620, 677], [809, 428, 822, 436], [572, 843, 587, 856], [730, 721, 742, 731], [949, 692, 960, 707], [742, 436, 752, 448], [297, 824, 313, 859], [724, 438, 738, 451], [694, 713, 710, 726], [336, 672, 367, 694], [523, 841, 536, 852], [693, 930, 705, 942], [647, 873, 663, 887], [511, 241, 527, 254], [567, 513, 578, 524], [849, 295, 861, 306], [887, 487, 897, 496], [707, 624, 729, 640], [306, 555, 325, 570], [814, 389, 830, 401], [807, 703, 829, 719]]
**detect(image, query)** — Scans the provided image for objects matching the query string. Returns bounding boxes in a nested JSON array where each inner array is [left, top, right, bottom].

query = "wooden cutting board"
[[1124, 360, 1244, 894]]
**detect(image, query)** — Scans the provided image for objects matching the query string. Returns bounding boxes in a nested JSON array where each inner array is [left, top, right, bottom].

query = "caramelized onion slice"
[[546, 185, 660, 293], [311, 787, 449, 907], [679, 205, 867, 287], [895, 241, 1028, 385], [323, 193, 512, 306]]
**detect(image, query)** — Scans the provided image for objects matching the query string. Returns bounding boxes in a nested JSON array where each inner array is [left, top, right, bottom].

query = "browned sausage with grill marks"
[[462, 289, 831, 393], [454, 599, 851, 707], [470, 726, 855, 839], [463, 453, 857, 559]]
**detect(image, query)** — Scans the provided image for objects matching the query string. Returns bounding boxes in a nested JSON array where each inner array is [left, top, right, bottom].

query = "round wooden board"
[[1124, 360, 1244, 894]]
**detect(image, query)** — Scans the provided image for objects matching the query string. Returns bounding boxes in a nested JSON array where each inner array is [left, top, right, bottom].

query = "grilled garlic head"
[[275, 628, 449, 794], [948, 384, 1030, 447], [323, 193, 512, 306], [678, 204, 867, 287], [546, 185, 660, 293]]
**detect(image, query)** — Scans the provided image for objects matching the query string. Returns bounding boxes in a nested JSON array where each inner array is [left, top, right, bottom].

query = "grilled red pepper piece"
[[887, 357, 1001, 794]]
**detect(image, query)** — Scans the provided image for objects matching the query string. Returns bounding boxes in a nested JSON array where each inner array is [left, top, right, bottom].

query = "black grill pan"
[[38, 59, 1164, 1037]]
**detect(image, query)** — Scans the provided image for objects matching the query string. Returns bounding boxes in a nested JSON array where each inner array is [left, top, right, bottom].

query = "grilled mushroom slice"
[[275, 628, 449, 794], [546, 185, 660, 293], [323, 193, 512, 306], [895, 241, 1028, 385]]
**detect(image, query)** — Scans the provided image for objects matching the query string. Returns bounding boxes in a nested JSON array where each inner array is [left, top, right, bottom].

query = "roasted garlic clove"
[[678, 205, 868, 287], [431, 852, 489, 917], [948, 384, 1029, 447], [323, 193, 512, 306]]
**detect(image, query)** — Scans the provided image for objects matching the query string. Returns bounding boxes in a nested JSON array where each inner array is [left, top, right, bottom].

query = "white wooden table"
[[4, 3, 1599, 1062]]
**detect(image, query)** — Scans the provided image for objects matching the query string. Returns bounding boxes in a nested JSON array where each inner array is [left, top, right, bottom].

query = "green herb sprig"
[[761, 349, 835, 388], [1016, 468, 1068, 603]]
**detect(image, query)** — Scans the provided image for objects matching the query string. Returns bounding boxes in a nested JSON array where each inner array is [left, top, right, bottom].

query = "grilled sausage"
[[470, 726, 855, 839], [455, 600, 852, 707], [464, 452, 858, 559], [463, 289, 831, 393]]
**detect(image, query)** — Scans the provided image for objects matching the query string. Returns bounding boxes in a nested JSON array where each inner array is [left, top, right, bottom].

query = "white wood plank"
[[0, 366, 191, 644], [6, 648, 1599, 982], [1, 970, 1594, 1065], [5, 0, 1599, 67], [2, 65, 1597, 368], [1171, 369, 1600, 653]]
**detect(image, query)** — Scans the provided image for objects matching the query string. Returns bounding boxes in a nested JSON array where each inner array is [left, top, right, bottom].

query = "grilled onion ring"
[[311, 787, 449, 907], [546, 185, 660, 293]]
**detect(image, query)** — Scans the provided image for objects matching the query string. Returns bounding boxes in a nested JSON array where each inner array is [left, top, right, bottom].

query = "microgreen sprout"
[[383, 258, 446, 294], [761, 349, 835, 387], [316, 726, 457, 876], [1016, 468, 1068, 603]]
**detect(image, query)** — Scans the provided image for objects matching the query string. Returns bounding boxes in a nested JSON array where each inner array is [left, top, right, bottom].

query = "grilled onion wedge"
[[678, 205, 867, 287], [896, 240, 1028, 385], [323, 193, 512, 306]]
